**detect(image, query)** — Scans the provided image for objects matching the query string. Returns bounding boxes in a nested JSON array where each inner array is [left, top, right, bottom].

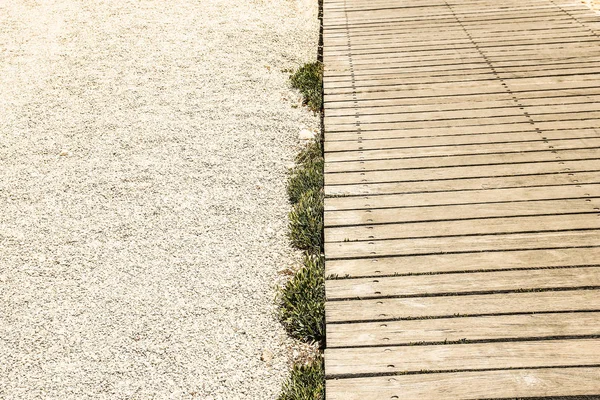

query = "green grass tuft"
[[295, 135, 323, 166], [278, 356, 325, 400], [288, 158, 324, 205], [288, 138, 323, 204], [289, 189, 324, 253], [279, 253, 325, 344], [290, 62, 323, 113]]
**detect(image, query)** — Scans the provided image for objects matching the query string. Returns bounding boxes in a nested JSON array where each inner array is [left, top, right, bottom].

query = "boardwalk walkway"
[[322, 0, 600, 398]]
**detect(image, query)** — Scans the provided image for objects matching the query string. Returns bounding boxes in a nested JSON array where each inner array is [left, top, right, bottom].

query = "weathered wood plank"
[[324, 159, 596, 185], [324, 138, 600, 163], [325, 182, 600, 211], [327, 311, 600, 347], [325, 338, 600, 377], [325, 171, 600, 196], [326, 266, 600, 300], [326, 367, 600, 400], [325, 198, 600, 227], [326, 289, 600, 322], [325, 247, 600, 278], [325, 230, 600, 260], [325, 213, 600, 242], [324, 148, 600, 174]]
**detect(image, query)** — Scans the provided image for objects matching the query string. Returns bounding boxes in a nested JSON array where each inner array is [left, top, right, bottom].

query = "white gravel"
[[0, 0, 319, 398]]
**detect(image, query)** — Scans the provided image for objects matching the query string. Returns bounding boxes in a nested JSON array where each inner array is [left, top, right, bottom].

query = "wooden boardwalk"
[[322, 0, 600, 398]]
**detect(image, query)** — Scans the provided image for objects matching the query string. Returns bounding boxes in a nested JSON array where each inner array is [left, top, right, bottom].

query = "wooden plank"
[[324, 49, 600, 69], [324, 94, 600, 117], [326, 116, 600, 134], [325, 247, 600, 278], [325, 133, 600, 154], [325, 103, 600, 125], [325, 28, 598, 48], [325, 230, 600, 260], [325, 31, 596, 50], [325, 138, 600, 163], [324, 73, 600, 96], [325, 148, 600, 173], [325, 266, 600, 300], [325, 171, 600, 196], [324, 43, 600, 65], [325, 103, 598, 125], [325, 338, 600, 377], [325, 213, 600, 242], [325, 198, 600, 227], [326, 289, 600, 322], [326, 367, 600, 400], [324, 160, 596, 185], [324, 89, 600, 112], [325, 182, 600, 211], [324, 81, 600, 103], [324, 128, 600, 150], [327, 311, 600, 347]]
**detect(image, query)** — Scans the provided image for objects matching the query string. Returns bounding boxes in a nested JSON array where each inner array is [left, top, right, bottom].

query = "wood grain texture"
[[326, 367, 600, 400], [326, 289, 600, 322], [326, 266, 600, 300], [325, 338, 600, 376], [323, 0, 600, 396], [327, 311, 600, 347]]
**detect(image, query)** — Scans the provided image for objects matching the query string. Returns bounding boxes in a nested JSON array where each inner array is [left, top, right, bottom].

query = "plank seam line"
[[326, 100, 600, 119], [326, 286, 600, 302], [325, 158, 600, 174], [323, 10, 593, 31], [325, 245, 600, 261], [325, 139, 600, 154], [325, 212, 600, 229], [324, 363, 600, 380], [327, 307, 600, 325], [325, 34, 598, 52], [327, 334, 600, 349], [325, 84, 600, 104], [325, 126, 600, 141], [325, 128, 600, 142], [326, 227, 600, 244], [325, 169, 600, 186], [325, 149, 600, 163], [325, 263, 600, 281], [327, 75, 600, 95], [325, 40, 600, 59], [325, 195, 600, 212], [325, 58, 600, 76], [327, 119, 600, 134], [326, 181, 600, 199], [322, 23, 596, 42]]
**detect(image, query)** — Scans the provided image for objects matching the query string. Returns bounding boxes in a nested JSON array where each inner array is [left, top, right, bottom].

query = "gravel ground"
[[0, 0, 319, 398]]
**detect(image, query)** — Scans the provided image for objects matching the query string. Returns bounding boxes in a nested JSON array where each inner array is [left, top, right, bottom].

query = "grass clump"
[[279, 253, 325, 344], [279, 57, 325, 400], [289, 189, 324, 253], [278, 356, 325, 400], [290, 62, 323, 113], [288, 157, 324, 204], [288, 137, 324, 204]]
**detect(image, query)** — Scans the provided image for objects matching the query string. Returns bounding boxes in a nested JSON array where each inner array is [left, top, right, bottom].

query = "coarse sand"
[[0, 0, 319, 398]]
